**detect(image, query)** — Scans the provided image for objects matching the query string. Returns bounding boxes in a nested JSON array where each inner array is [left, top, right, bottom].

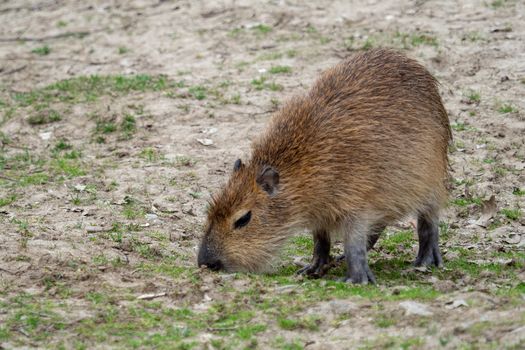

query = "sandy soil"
[[0, 0, 524, 349]]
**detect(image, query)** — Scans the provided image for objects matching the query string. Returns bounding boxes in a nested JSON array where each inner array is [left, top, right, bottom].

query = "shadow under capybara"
[[198, 48, 451, 284]]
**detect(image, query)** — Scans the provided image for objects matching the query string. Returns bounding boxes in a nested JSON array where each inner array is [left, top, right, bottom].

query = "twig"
[[17, 328, 29, 337], [231, 108, 275, 116], [0, 65, 27, 76], [207, 326, 239, 332], [137, 292, 167, 300], [0, 175, 16, 182], [0, 267, 15, 274], [0, 31, 92, 42], [0, 24, 131, 42], [2, 56, 113, 65], [0, 1, 57, 14]]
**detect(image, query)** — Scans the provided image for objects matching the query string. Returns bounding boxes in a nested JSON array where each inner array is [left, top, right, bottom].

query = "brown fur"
[[200, 48, 451, 273]]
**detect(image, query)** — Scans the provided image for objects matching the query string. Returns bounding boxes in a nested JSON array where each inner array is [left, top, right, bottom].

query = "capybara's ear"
[[233, 159, 243, 171], [257, 166, 279, 195]]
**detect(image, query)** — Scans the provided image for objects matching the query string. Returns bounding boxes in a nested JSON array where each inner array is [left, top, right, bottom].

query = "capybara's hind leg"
[[334, 224, 385, 263], [343, 220, 376, 284], [414, 209, 443, 267], [297, 229, 332, 278]]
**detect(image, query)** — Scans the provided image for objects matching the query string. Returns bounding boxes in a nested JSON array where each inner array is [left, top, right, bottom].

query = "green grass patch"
[[361, 38, 375, 50], [96, 120, 117, 134], [451, 197, 482, 207], [497, 103, 517, 114], [53, 139, 72, 151], [0, 194, 16, 207], [19, 173, 49, 186], [121, 114, 137, 138], [269, 66, 292, 74], [375, 314, 396, 328], [188, 85, 206, 100], [236, 324, 266, 340], [27, 109, 62, 125], [139, 147, 163, 162], [93, 113, 137, 142], [31, 45, 50, 56], [277, 317, 299, 330], [51, 140, 82, 159], [451, 122, 475, 132], [228, 27, 245, 38], [13, 74, 168, 106], [513, 188, 525, 196], [251, 76, 283, 91], [52, 158, 85, 177], [257, 52, 283, 61], [465, 90, 481, 103], [251, 24, 272, 35], [501, 208, 522, 221], [409, 34, 438, 47], [376, 230, 413, 254], [490, 0, 509, 9], [360, 335, 424, 350], [2, 293, 65, 343]]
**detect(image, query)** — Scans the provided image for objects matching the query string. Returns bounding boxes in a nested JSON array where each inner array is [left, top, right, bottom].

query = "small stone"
[[201, 127, 218, 134], [145, 213, 158, 221], [274, 285, 296, 294], [39, 131, 52, 140], [196, 138, 213, 146], [445, 299, 468, 309], [153, 199, 179, 213], [328, 300, 358, 315], [120, 238, 133, 252], [74, 184, 86, 192], [433, 279, 456, 293], [399, 301, 433, 316], [182, 204, 196, 216]]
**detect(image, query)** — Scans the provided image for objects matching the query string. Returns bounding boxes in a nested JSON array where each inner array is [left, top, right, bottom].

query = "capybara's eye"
[[234, 211, 252, 229]]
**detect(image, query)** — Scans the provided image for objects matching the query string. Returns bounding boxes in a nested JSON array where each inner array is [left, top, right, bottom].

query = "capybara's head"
[[198, 159, 287, 273]]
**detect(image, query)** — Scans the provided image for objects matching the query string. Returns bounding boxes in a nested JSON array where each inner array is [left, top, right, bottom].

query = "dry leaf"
[[201, 127, 218, 134], [86, 226, 112, 233], [137, 292, 167, 300], [196, 138, 213, 146], [464, 185, 472, 200], [475, 195, 497, 227]]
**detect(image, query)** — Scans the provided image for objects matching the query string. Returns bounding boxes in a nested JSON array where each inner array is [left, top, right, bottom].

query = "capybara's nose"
[[197, 240, 223, 271], [198, 254, 223, 271]]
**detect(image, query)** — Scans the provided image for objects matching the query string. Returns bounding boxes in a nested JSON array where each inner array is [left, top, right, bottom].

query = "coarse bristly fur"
[[199, 48, 451, 274]]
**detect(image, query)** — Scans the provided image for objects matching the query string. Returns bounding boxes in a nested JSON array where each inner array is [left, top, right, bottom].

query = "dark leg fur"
[[414, 212, 443, 267], [334, 225, 384, 264], [345, 222, 376, 284], [297, 230, 332, 278], [343, 230, 376, 284]]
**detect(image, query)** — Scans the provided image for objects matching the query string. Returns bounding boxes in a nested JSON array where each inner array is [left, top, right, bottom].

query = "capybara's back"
[[199, 49, 451, 283]]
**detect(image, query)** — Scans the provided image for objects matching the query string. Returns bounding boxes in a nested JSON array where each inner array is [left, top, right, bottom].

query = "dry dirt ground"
[[0, 0, 524, 349]]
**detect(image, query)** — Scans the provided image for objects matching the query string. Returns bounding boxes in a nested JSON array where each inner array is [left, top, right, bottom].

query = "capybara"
[[198, 48, 451, 284]]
